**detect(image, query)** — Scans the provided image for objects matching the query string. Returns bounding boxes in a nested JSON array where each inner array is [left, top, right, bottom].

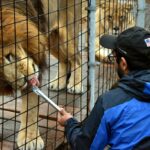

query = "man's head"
[[100, 26, 150, 77]]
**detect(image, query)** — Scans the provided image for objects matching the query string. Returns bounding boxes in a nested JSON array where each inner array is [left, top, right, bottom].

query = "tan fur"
[[0, 6, 47, 149], [95, 1, 135, 62], [81, 1, 135, 62], [41, 0, 83, 93], [0, 1, 83, 149], [0, 1, 135, 149]]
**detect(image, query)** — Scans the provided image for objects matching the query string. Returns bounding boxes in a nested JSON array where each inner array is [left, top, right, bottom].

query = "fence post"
[[88, 0, 96, 110], [136, 0, 146, 27]]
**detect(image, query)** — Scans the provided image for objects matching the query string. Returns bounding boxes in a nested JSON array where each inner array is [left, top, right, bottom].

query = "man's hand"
[[58, 108, 73, 126]]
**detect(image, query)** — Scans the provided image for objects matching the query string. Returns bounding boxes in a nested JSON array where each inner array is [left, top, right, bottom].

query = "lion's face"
[[100, 2, 135, 34], [0, 44, 39, 90]]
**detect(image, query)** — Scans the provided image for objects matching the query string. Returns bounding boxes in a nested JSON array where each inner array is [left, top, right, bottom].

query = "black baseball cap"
[[100, 26, 150, 60]]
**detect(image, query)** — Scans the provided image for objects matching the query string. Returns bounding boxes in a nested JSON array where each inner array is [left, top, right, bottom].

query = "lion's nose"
[[113, 26, 120, 31]]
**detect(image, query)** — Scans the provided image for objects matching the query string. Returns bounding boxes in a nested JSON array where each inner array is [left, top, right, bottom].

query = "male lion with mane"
[[0, 0, 47, 149], [0, 0, 135, 149], [0, 0, 82, 149]]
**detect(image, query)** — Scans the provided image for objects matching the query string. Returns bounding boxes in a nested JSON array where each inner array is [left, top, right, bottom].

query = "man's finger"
[[59, 108, 65, 115]]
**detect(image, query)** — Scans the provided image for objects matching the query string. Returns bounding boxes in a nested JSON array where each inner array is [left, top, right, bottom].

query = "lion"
[[0, 0, 135, 149], [1, 0, 83, 149], [81, 0, 135, 62], [0, 1, 47, 149], [39, 0, 83, 94], [95, 1, 136, 62]]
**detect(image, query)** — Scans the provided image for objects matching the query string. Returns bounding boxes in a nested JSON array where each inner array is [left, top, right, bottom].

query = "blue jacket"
[[65, 70, 150, 150]]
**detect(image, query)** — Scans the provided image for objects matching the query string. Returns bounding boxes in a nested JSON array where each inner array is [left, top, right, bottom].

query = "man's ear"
[[120, 57, 129, 73]]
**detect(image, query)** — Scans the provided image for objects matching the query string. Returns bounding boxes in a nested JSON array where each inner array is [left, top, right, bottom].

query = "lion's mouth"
[[28, 77, 40, 87], [20, 76, 40, 90]]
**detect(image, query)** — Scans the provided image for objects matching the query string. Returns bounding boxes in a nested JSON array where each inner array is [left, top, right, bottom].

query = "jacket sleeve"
[[64, 96, 105, 150]]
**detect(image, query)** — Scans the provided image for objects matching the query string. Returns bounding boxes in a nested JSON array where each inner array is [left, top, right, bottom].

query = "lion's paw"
[[49, 79, 66, 91], [67, 83, 83, 94], [17, 132, 44, 150]]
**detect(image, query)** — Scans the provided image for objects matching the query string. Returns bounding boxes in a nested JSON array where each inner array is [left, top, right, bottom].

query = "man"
[[58, 26, 150, 150]]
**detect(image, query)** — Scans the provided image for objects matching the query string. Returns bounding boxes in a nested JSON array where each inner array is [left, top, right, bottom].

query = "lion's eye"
[[5, 54, 13, 62], [5, 54, 19, 62]]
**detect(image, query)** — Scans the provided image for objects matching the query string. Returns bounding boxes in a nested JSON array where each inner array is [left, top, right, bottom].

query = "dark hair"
[[115, 48, 150, 71]]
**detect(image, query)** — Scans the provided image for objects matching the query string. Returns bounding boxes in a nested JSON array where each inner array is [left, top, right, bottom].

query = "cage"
[[0, 0, 140, 149]]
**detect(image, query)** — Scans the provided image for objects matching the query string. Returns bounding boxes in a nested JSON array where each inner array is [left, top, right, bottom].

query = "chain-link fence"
[[0, 0, 143, 149]]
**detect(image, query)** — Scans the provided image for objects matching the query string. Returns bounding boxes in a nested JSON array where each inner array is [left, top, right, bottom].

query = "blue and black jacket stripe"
[[65, 70, 150, 150]]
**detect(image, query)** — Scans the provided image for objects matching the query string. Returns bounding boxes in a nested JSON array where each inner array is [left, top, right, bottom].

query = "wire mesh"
[[0, 0, 138, 150], [145, 0, 150, 30], [94, 0, 137, 99]]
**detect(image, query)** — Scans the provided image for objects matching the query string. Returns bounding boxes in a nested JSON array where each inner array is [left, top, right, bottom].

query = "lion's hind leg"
[[17, 92, 44, 150]]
